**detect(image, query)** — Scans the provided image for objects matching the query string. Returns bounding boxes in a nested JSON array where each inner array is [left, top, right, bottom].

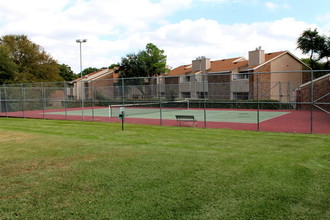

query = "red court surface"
[[1, 108, 329, 134]]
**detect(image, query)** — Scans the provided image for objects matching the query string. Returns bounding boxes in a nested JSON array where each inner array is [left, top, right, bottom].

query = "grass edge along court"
[[0, 118, 329, 219]]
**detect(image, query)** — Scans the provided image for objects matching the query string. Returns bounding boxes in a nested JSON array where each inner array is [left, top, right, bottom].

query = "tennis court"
[[1, 106, 329, 134], [45, 106, 288, 124], [1, 70, 329, 134]]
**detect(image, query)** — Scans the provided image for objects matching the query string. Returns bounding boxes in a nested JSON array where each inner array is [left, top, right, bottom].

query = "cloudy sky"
[[0, 0, 329, 73]]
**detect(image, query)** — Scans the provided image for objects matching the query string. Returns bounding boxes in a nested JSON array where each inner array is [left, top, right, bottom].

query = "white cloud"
[[143, 17, 315, 68], [264, 2, 278, 10], [264, 1, 290, 11], [0, 0, 195, 72]]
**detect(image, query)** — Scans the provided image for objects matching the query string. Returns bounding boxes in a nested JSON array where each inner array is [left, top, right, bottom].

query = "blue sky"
[[178, 0, 328, 24], [0, 0, 329, 73]]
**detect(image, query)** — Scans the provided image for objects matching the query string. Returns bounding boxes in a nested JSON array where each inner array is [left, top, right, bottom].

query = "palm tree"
[[297, 28, 326, 69]]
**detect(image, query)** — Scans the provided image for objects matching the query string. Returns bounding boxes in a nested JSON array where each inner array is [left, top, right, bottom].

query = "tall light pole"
[[76, 39, 87, 120], [197, 56, 207, 128]]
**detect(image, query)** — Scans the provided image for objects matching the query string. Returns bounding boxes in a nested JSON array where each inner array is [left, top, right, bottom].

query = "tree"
[[117, 43, 167, 79], [116, 43, 168, 98], [117, 53, 147, 78], [0, 45, 17, 85], [0, 34, 62, 83], [139, 43, 168, 77], [297, 29, 326, 69], [59, 64, 77, 81]]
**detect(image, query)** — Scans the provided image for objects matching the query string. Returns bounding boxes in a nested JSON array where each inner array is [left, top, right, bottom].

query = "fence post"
[[158, 78, 163, 126], [121, 77, 125, 106], [64, 81, 68, 120], [41, 82, 45, 119], [3, 84, 8, 117], [91, 81, 95, 121], [0, 85, 3, 114], [203, 74, 207, 128], [310, 70, 314, 134], [81, 80, 85, 121], [257, 73, 260, 131], [21, 83, 25, 118]]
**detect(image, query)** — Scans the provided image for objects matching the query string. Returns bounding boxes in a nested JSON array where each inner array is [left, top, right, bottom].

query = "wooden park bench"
[[175, 115, 197, 127]]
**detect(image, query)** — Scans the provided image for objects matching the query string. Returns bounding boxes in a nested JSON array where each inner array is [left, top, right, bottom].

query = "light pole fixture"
[[76, 39, 87, 120]]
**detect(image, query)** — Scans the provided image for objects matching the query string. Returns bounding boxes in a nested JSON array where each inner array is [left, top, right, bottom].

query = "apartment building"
[[166, 48, 310, 102]]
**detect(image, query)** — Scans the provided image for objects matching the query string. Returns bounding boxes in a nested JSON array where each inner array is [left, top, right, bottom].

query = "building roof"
[[167, 64, 193, 76], [265, 51, 286, 61], [72, 68, 118, 83], [209, 57, 248, 73], [168, 50, 309, 77], [249, 51, 310, 70], [167, 57, 248, 76]]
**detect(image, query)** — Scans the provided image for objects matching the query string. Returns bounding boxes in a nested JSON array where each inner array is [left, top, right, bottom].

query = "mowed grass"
[[0, 118, 329, 219]]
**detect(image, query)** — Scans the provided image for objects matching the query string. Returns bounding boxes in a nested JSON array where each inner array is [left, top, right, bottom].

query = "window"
[[181, 92, 191, 98], [233, 72, 249, 80], [181, 76, 190, 83], [233, 92, 249, 100], [197, 92, 208, 99]]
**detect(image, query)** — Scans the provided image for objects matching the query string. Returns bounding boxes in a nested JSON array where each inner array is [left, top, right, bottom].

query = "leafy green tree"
[[297, 29, 326, 69], [0, 45, 17, 85], [59, 64, 77, 81], [117, 43, 167, 79], [0, 35, 62, 83], [139, 43, 167, 77], [116, 43, 167, 98], [117, 53, 147, 78]]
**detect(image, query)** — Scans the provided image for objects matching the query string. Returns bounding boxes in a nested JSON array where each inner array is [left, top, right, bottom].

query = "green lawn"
[[0, 118, 329, 219]]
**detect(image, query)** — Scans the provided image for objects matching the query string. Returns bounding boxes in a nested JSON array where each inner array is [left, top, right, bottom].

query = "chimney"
[[192, 56, 211, 74], [248, 47, 265, 67]]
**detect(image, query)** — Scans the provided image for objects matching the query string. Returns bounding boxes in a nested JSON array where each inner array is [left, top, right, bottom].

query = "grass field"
[[0, 118, 329, 219]]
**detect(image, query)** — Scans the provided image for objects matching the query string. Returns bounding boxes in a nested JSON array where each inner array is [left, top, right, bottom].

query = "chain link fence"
[[0, 71, 329, 134]]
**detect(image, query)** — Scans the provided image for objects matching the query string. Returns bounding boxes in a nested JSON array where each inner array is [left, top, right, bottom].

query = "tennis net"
[[108, 100, 189, 118]]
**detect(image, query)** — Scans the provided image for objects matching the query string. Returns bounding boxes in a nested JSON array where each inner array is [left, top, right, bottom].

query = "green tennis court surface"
[[45, 107, 289, 123]]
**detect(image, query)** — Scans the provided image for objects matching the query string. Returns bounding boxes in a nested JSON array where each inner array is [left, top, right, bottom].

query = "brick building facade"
[[298, 73, 330, 111]]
